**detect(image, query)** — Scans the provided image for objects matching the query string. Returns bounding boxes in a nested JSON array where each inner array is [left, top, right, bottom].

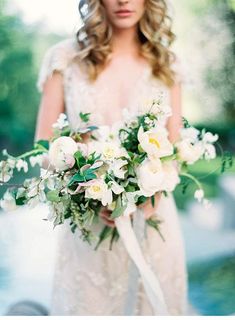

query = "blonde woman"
[[35, 0, 188, 315]]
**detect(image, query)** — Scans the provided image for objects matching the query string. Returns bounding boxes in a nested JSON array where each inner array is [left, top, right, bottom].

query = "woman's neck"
[[110, 25, 141, 58]]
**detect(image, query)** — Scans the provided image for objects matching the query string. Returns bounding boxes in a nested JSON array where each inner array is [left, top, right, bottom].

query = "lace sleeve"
[[36, 38, 79, 92]]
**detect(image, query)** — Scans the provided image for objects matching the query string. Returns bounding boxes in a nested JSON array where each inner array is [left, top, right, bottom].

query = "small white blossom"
[[52, 113, 69, 130], [0, 191, 18, 212], [0, 161, 13, 182], [29, 155, 43, 167], [202, 132, 218, 144], [16, 159, 28, 172], [194, 189, 204, 202]]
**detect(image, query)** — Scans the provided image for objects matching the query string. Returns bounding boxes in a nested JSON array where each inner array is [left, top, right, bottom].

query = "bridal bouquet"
[[0, 98, 231, 249]]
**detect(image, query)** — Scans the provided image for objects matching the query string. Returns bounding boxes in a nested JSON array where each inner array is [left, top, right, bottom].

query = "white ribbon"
[[115, 208, 169, 315]]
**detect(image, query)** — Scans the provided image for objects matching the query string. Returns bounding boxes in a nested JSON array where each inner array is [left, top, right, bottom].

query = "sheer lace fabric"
[[37, 38, 188, 316]]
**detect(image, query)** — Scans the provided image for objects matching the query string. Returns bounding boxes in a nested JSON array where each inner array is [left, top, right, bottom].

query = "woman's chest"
[[64, 62, 170, 129]]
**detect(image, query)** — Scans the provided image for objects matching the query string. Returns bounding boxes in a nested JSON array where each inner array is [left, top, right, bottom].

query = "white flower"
[[108, 159, 128, 179], [48, 136, 78, 171], [16, 159, 28, 172], [40, 168, 51, 180], [0, 191, 18, 212], [0, 161, 13, 183], [101, 142, 121, 161], [52, 113, 69, 130], [176, 140, 204, 164], [136, 158, 165, 197], [161, 162, 180, 192], [29, 155, 44, 167], [109, 180, 124, 194], [194, 189, 204, 202], [180, 127, 200, 144], [203, 143, 216, 160], [85, 178, 112, 206], [137, 126, 173, 159], [202, 132, 218, 144]]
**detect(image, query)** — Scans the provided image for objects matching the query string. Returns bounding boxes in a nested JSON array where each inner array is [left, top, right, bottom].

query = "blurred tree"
[[0, 0, 40, 154], [0, 0, 63, 156], [190, 0, 235, 124]]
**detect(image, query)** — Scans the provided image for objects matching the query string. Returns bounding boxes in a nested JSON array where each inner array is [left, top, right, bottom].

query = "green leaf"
[[79, 112, 91, 123], [110, 196, 128, 219], [74, 150, 86, 167], [34, 139, 49, 150], [151, 195, 155, 208], [83, 168, 97, 180], [46, 190, 60, 202], [94, 225, 113, 250], [68, 173, 86, 186]]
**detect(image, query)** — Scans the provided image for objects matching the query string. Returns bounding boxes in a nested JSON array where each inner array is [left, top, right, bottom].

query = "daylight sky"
[[11, 0, 81, 34]]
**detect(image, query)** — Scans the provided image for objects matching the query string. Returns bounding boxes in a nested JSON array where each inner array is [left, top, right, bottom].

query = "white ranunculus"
[[108, 159, 128, 179], [161, 162, 180, 192], [180, 127, 200, 144], [85, 178, 112, 206], [48, 136, 78, 171], [137, 126, 173, 159], [176, 140, 204, 164], [0, 191, 18, 212], [136, 158, 165, 197]]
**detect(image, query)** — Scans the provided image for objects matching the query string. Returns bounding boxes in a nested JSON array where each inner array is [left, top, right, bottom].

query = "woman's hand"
[[99, 207, 116, 228], [138, 192, 162, 220]]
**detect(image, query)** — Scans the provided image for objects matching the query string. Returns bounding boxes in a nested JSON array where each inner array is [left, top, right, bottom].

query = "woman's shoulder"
[[37, 37, 80, 92]]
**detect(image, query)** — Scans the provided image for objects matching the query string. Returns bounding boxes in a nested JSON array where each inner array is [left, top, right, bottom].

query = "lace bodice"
[[37, 38, 182, 131], [36, 38, 188, 316]]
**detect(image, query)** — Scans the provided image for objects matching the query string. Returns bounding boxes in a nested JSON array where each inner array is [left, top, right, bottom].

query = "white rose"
[[176, 140, 203, 164], [180, 127, 200, 143], [85, 178, 112, 206], [0, 191, 18, 212], [48, 136, 78, 171], [137, 126, 173, 159], [136, 158, 165, 197], [161, 162, 180, 192]]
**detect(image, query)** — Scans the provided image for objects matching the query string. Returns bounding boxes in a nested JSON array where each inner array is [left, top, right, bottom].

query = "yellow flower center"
[[104, 147, 115, 159], [149, 134, 160, 148], [91, 185, 101, 193]]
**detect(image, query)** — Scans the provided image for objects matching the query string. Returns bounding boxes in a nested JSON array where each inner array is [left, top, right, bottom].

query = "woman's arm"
[[34, 71, 65, 142], [166, 81, 183, 143]]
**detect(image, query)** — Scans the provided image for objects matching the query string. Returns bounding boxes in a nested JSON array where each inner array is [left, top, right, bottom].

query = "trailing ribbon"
[[115, 208, 169, 315]]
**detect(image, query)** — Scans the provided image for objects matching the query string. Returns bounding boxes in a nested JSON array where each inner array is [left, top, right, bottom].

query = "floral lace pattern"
[[37, 38, 188, 316]]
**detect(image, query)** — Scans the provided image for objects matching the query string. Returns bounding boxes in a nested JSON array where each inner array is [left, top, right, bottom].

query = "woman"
[[35, 0, 188, 315]]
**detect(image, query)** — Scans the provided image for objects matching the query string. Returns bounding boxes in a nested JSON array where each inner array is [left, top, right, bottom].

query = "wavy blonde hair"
[[76, 0, 177, 87]]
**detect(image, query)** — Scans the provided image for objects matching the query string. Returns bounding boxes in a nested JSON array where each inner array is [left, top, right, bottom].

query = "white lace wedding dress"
[[37, 38, 188, 316]]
